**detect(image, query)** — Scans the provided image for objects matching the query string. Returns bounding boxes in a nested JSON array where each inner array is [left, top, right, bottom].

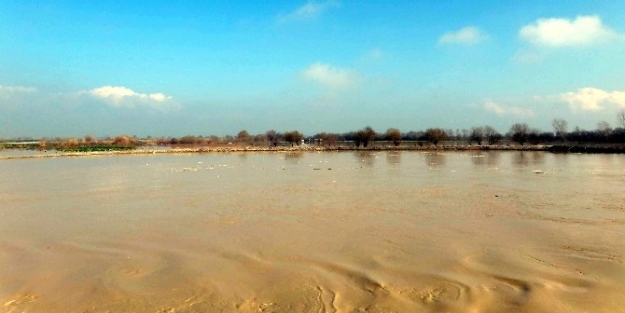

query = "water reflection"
[[598, 154, 615, 165], [354, 151, 377, 167], [552, 152, 568, 165], [532, 152, 546, 165], [386, 151, 401, 166], [470, 151, 501, 167], [512, 151, 546, 168], [284, 152, 304, 164], [424, 152, 446, 168]]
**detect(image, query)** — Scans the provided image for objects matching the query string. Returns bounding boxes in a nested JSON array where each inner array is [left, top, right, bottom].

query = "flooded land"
[[1, 151, 624, 313]]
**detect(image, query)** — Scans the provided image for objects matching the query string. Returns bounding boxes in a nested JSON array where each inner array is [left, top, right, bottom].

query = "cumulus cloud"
[[519, 15, 617, 47], [558, 87, 625, 111], [439, 26, 487, 45], [277, 0, 339, 22], [85, 86, 175, 110], [483, 99, 534, 117], [90, 86, 170, 103], [300, 63, 359, 89]]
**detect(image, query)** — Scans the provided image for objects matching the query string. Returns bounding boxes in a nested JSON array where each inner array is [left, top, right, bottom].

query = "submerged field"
[[1, 151, 624, 312]]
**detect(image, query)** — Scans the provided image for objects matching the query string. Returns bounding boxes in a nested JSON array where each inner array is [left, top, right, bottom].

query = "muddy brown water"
[[1, 151, 624, 312]]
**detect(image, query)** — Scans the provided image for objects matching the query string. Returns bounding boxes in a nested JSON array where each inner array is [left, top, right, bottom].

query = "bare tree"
[[83, 134, 96, 145], [509, 123, 530, 146], [265, 130, 281, 147], [314, 132, 338, 146], [618, 110, 625, 128], [283, 130, 303, 147], [253, 134, 267, 146], [424, 128, 447, 146], [483, 126, 502, 145], [113, 135, 136, 146], [446, 129, 455, 141], [236, 130, 251, 144], [597, 121, 612, 140], [455, 129, 462, 141], [323, 134, 338, 146], [469, 127, 485, 145], [355, 126, 376, 148], [551, 118, 568, 140], [385, 128, 402, 146]]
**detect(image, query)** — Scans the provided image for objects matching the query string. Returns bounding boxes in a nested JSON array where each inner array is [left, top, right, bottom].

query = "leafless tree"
[[253, 134, 267, 146], [618, 110, 625, 128], [355, 126, 376, 148], [483, 126, 502, 145], [469, 127, 484, 145], [265, 130, 281, 147], [551, 118, 568, 140], [283, 130, 303, 147], [424, 128, 447, 146], [236, 130, 251, 144], [597, 121, 612, 140], [509, 123, 530, 146], [385, 128, 402, 146], [83, 134, 96, 145], [113, 135, 137, 146], [316, 132, 338, 146]]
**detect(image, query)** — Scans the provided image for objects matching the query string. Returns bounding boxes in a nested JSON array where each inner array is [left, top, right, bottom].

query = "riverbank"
[[2, 143, 625, 160]]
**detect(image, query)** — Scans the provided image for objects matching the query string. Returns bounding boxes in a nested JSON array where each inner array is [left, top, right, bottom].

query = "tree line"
[[3, 112, 625, 150], [229, 117, 625, 148]]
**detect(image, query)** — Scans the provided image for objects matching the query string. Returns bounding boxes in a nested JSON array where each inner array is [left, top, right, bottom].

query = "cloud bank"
[[519, 15, 617, 47], [439, 26, 487, 45]]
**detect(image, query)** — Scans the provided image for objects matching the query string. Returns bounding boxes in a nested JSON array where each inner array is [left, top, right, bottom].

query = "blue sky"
[[1, 0, 625, 138]]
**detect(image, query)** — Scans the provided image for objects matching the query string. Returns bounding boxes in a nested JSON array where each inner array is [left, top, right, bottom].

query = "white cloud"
[[278, 0, 339, 22], [300, 63, 358, 89], [519, 15, 617, 47], [91, 86, 170, 103], [483, 99, 534, 117], [439, 26, 487, 45], [84, 86, 176, 110], [558, 87, 625, 111]]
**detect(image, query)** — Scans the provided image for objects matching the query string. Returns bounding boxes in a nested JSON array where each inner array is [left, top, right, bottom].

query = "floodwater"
[[1, 151, 624, 313]]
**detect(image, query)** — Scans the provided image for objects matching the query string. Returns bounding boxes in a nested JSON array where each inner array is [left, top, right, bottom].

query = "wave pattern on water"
[[1, 151, 624, 312]]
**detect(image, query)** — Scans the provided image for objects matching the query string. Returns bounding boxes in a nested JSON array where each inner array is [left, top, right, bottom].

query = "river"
[[1, 151, 624, 312]]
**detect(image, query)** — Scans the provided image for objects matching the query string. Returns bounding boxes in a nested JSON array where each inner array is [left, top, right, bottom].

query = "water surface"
[[1, 151, 624, 312]]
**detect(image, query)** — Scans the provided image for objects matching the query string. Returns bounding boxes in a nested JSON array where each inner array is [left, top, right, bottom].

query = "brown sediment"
[[1, 152, 624, 312]]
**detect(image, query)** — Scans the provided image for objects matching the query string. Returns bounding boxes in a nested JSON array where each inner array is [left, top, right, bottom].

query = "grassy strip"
[[56, 145, 136, 152]]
